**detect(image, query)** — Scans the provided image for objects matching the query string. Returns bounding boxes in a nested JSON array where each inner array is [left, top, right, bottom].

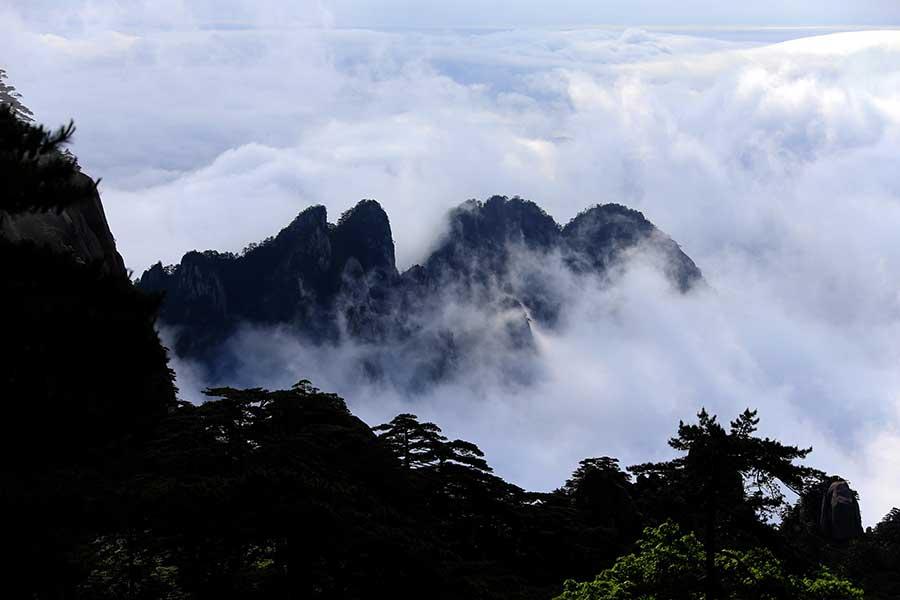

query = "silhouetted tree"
[[562, 458, 630, 505], [630, 409, 823, 599], [373, 413, 446, 469], [435, 438, 492, 472], [559, 457, 639, 541], [0, 69, 33, 120], [0, 103, 96, 216]]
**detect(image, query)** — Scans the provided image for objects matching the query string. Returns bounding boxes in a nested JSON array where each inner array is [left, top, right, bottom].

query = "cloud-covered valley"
[[4, 5, 900, 524]]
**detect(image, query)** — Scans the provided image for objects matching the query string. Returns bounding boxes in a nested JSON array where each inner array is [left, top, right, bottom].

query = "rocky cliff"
[[1, 100, 176, 463], [820, 479, 864, 541], [140, 195, 702, 386], [0, 171, 127, 278], [1, 71, 125, 277]]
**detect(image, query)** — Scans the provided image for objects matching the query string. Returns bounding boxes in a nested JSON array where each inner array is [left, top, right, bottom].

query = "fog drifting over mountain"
[[4, 3, 900, 523]]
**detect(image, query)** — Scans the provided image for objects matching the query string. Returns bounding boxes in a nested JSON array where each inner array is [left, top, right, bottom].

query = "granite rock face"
[[0, 79, 124, 276], [140, 195, 703, 386], [140, 200, 400, 359], [0, 172, 126, 278], [562, 203, 700, 292], [820, 480, 864, 541]]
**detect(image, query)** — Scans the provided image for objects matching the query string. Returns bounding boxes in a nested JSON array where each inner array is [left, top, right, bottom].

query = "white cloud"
[[4, 5, 900, 523]]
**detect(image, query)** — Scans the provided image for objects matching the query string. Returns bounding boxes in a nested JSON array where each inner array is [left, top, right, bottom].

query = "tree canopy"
[[630, 409, 825, 598], [0, 102, 97, 216], [555, 521, 863, 600]]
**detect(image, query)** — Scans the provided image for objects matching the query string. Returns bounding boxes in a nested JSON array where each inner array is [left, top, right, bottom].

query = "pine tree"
[[0, 102, 96, 216], [373, 414, 446, 469], [436, 439, 491, 473], [0, 68, 34, 121], [631, 408, 823, 600]]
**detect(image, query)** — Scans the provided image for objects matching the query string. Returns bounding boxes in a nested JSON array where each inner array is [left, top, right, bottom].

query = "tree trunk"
[[704, 506, 719, 600]]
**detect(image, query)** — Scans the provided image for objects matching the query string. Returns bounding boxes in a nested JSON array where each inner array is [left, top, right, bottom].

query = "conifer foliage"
[[0, 102, 96, 216], [630, 409, 824, 599], [374, 413, 492, 473]]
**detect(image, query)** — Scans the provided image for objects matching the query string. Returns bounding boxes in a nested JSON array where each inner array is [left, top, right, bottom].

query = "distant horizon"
[[7, 0, 900, 32]]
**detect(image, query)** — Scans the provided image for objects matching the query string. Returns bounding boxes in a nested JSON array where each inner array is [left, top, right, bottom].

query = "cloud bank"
[[3, 5, 900, 523]]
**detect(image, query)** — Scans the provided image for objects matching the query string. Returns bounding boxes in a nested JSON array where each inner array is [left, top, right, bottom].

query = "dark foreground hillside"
[[3, 106, 899, 599]]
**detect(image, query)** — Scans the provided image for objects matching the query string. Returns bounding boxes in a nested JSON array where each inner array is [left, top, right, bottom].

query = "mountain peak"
[[563, 203, 701, 290], [140, 195, 702, 381], [565, 203, 652, 233], [333, 198, 397, 278], [436, 195, 560, 257], [337, 198, 388, 225], [280, 204, 328, 237]]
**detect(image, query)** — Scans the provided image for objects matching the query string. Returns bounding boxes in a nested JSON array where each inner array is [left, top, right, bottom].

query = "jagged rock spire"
[[139, 195, 703, 385]]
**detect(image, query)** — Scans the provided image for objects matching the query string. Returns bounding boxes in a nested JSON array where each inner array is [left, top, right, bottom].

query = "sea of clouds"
[[3, 2, 900, 523]]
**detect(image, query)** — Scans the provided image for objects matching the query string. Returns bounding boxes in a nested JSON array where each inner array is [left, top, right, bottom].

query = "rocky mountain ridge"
[[139, 195, 702, 387]]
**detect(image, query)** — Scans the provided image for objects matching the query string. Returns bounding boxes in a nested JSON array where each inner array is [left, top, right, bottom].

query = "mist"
[[4, 3, 900, 525]]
